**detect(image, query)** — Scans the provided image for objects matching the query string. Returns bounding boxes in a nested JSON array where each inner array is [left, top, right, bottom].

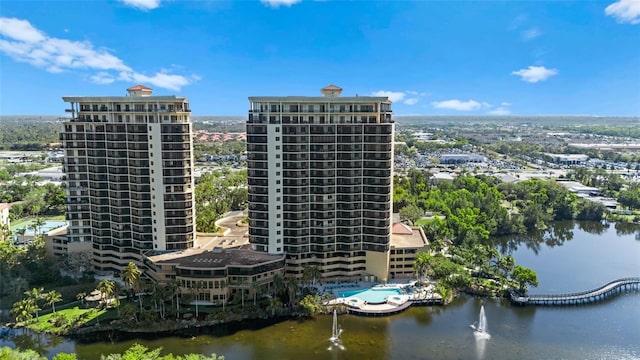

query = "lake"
[[2, 221, 639, 359]]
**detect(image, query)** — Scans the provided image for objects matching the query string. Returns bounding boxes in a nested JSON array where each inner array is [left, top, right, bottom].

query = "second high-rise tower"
[[247, 85, 394, 282]]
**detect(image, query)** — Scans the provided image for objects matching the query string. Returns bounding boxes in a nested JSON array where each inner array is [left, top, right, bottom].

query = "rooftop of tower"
[[249, 85, 392, 103]]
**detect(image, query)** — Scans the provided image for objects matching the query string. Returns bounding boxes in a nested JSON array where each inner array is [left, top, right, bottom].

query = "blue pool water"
[[12, 220, 68, 235], [339, 288, 402, 303]]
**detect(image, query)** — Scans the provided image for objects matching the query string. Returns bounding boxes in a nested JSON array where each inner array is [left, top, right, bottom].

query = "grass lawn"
[[28, 307, 107, 334], [415, 217, 433, 226]]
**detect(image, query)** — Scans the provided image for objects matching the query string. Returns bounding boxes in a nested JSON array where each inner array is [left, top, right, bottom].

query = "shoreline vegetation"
[[2, 172, 621, 340]]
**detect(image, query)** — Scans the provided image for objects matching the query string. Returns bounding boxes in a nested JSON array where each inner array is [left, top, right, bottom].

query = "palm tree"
[[230, 277, 248, 308], [266, 297, 282, 317], [188, 281, 204, 318], [43, 290, 62, 313], [119, 303, 138, 323], [29, 223, 39, 239], [252, 282, 265, 306], [15, 227, 26, 244], [414, 252, 431, 283], [302, 266, 313, 288], [167, 279, 181, 316], [272, 274, 285, 299], [96, 279, 115, 307], [121, 262, 142, 295], [309, 266, 321, 286], [24, 287, 44, 319], [286, 276, 299, 306], [34, 217, 45, 236], [76, 292, 87, 308], [220, 280, 227, 311], [12, 299, 39, 324], [121, 262, 143, 312]]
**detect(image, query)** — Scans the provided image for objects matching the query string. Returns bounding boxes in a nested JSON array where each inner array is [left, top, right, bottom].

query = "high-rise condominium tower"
[[247, 85, 394, 281], [61, 85, 195, 275]]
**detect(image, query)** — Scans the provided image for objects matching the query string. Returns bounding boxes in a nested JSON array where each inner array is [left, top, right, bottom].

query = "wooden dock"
[[509, 277, 640, 306]]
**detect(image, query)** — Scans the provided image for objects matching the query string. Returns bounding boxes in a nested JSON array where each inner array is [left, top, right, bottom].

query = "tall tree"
[[96, 279, 115, 307], [414, 252, 432, 282], [11, 298, 39, 324], [511, 265, 539, 293], [121, 262, 142, 294], [43, 290, 62, 313], [24, 287, 44, 319], [121, 261, 143, 311]]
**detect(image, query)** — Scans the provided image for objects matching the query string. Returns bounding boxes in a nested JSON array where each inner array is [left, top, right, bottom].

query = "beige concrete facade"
[[246, 86, 395, 282], [61, 86, 195, 276], [389, 223, 429, 279]]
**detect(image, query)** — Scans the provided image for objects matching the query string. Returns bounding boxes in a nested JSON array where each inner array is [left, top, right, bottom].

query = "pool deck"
[[325, 280, 443, 316]]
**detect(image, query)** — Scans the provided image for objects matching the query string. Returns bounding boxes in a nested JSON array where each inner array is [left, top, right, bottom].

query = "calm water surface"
[[2, 222, 639, 359]]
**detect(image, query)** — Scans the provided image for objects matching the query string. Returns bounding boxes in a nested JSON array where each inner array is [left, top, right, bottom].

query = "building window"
[[275, 127, 280, 132]]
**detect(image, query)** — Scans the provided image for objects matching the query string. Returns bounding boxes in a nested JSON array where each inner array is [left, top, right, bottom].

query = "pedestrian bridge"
[[509, 277, 640, 306]]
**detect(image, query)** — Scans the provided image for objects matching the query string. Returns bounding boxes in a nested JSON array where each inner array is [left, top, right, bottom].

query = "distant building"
[[430, 172, 455, 183], [20, 166, 65, 182], [546, 154, 589, 166], [558, 181, 602, 196]]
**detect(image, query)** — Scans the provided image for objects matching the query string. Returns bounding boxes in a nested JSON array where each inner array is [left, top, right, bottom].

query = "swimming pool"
[[12, 220, 68, 235], [339, 288, 402, 304]]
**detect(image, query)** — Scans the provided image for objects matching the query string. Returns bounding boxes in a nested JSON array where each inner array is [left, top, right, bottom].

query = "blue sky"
[[1, 0, 639, 116]]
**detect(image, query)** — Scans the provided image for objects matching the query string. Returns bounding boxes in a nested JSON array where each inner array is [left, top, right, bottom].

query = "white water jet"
[[328, 309, 345, 350], [470, 305, 491, 339]]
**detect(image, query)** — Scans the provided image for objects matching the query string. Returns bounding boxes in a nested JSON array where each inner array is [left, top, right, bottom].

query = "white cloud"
[[605, 0, 640, 24], [488, 107, 511, 115], [511, 65, 558, 83], [521, 27, 541, 41], [118, 70, 193, 91], [261, 0, 302, 8], [403, 98, 419, 105], [0, 17, 197, 91], [501, 102, 512, 107], [90, 71, 115, 84], [432, 99, 491, 111], [119, 0, 161, 10], [0, 18, 45, 43], [371, 90, 406, 103]]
